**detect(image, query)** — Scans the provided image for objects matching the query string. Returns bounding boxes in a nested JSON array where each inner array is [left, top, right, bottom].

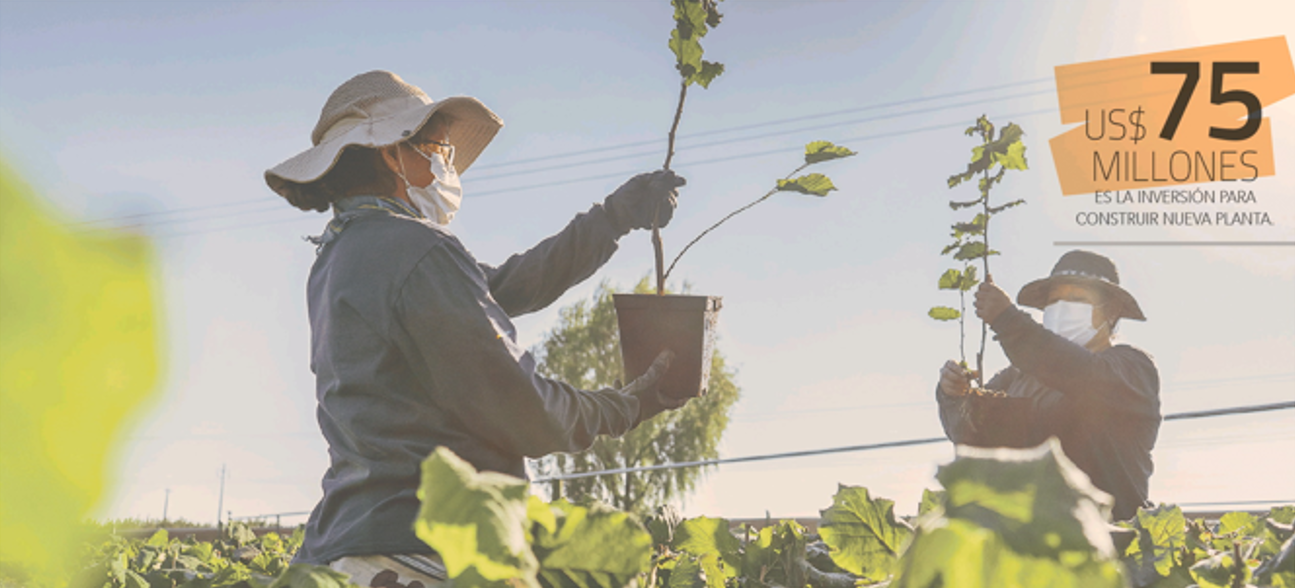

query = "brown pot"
[[613, 293, 722, 401]]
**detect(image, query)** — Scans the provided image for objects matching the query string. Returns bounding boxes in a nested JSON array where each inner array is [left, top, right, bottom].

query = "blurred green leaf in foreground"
[[0, 160, 161, 584]]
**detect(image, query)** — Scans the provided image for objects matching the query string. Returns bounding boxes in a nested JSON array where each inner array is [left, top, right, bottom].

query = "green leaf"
[[667, 554, 706, 588], [0, 161, 161, 579], [1124, 504, 1186, 578], [949, 197, 982, 210], [265, 563, 357, 588], [644, 506, 681, 548], [703, 0, 724, 28], [672, 0, 709, 40], [672, 517, 740, 585], [1218, 512, 1263, 538], [929, 306, 961, 321], [961, 265, 980, 291], [892, 439, 1125, 588], [952, 213, 987, 238], [1271, 506, 1295, 525], [818, 485, 913, 583], [225, 522, 257, 547], [123, 569, 149, 588], [997, 122, 1024, 146], [987, 198, 1026, 215], [919, 490, 945, 517], [995, 139, 1029, 171], [530, 499, 653, 588], [776, 173, 836, 197], [804, 141, 857, 165], [1190, 550, 1248, 588], [689, 60, 725, 88], [414, 447, 538, 588], [937, 269, 963, 291], [145, 529, 169, 548], [739, 521, 807, 588], [953, 241, 991, 261], [668, 29, 703, 77], [184, 543, 214, 563]]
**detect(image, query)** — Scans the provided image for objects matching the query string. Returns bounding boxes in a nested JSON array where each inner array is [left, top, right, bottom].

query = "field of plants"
[[14, 439, 1287, 588]]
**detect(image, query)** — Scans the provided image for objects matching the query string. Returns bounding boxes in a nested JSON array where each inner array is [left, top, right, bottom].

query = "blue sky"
[[2, 0, 1292, 524]]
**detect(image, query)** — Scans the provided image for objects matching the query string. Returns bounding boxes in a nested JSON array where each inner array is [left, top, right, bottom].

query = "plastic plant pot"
[[613, 293, 722, 401]]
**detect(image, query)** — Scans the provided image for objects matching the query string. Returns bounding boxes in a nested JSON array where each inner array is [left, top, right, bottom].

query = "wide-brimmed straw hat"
[[265, 70, 503, 200], [1017, 250, 1145, 321]]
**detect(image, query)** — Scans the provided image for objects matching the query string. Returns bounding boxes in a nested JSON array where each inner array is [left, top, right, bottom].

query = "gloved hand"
[[619, 349, 687, 425], [603, 170, 687, 234]]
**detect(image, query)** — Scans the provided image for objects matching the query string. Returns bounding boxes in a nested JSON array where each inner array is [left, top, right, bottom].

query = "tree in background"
[[530, 279, 740, 516]]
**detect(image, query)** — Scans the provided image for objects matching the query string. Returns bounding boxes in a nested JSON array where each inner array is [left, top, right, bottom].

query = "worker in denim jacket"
[[266, 70, 687, 586]]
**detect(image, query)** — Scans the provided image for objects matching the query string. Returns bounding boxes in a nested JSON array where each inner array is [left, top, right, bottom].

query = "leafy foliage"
[[529, 498, 654, 588], [1121, 502, 1295, 588], [893, 439, 1126, 588], [414, 447, 539, 588], [36, 442, 1295, 588], [929, 115, 1028, 386], [653, 0, 856, 286], [668, 0, 725, 87], [818, 486, 913, 583], [663, 141, 855, 282], [67, 522, 354, 588], [532, 279, 740, 516]]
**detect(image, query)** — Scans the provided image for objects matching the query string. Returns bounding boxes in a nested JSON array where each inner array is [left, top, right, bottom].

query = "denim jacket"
[[294, 196, 640, 564]]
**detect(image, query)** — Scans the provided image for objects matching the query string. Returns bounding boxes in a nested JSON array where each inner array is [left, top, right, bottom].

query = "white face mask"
[[1042, 300, 1103, 347], [397, 143, 462, 225]]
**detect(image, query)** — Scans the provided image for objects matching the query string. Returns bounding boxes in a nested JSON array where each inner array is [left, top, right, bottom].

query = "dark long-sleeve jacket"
[[294, 196, 640, 565], [937, 306, 1161, 520]]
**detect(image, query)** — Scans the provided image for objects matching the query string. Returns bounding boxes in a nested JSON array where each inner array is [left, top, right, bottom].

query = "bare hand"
[[939, 360, 971, 397], [973, 274, 1012, 324]]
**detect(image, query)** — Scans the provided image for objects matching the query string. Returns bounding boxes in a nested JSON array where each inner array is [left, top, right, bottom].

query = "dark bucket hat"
[[1016, 250, 1145, 321]]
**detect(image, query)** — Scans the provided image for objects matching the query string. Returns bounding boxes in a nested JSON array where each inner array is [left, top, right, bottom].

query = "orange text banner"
[[1049, 36, 1294, 195]]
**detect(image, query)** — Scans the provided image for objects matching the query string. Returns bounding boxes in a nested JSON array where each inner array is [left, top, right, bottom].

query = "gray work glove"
[[618, 349, 686, 425], [603, 170, 687, 234]]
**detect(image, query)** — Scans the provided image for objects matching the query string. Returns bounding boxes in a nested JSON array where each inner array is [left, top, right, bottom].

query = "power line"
[[70, 197, 278, 228], [531, 401, 1295, 483], [123, 72, 1156, 238], [70, 77, 1056, 231], [148, 105, 1059, 239], [78, 201, 291, 234], [731, 373, 1295, 423], [468, 88, 1056, 182], [467, 76, 1055, 171]]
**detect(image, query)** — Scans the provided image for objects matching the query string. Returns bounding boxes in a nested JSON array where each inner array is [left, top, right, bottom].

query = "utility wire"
[[71, 197, 279, 228], [148, 106, 1061, 240], [71, 77, 1056, 231], [128, 73, 1160, 238], [468, 88, 1056, 182], [148, 106, 1061, 239], [469, 76, 1055, 171], [732, 372, 1295, 423], [531, 401, 1295, 483]]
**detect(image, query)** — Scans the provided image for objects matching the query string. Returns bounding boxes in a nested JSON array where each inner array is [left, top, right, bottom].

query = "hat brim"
[[265, 96, 503, 199], [1017, 275, 1146, 321]]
